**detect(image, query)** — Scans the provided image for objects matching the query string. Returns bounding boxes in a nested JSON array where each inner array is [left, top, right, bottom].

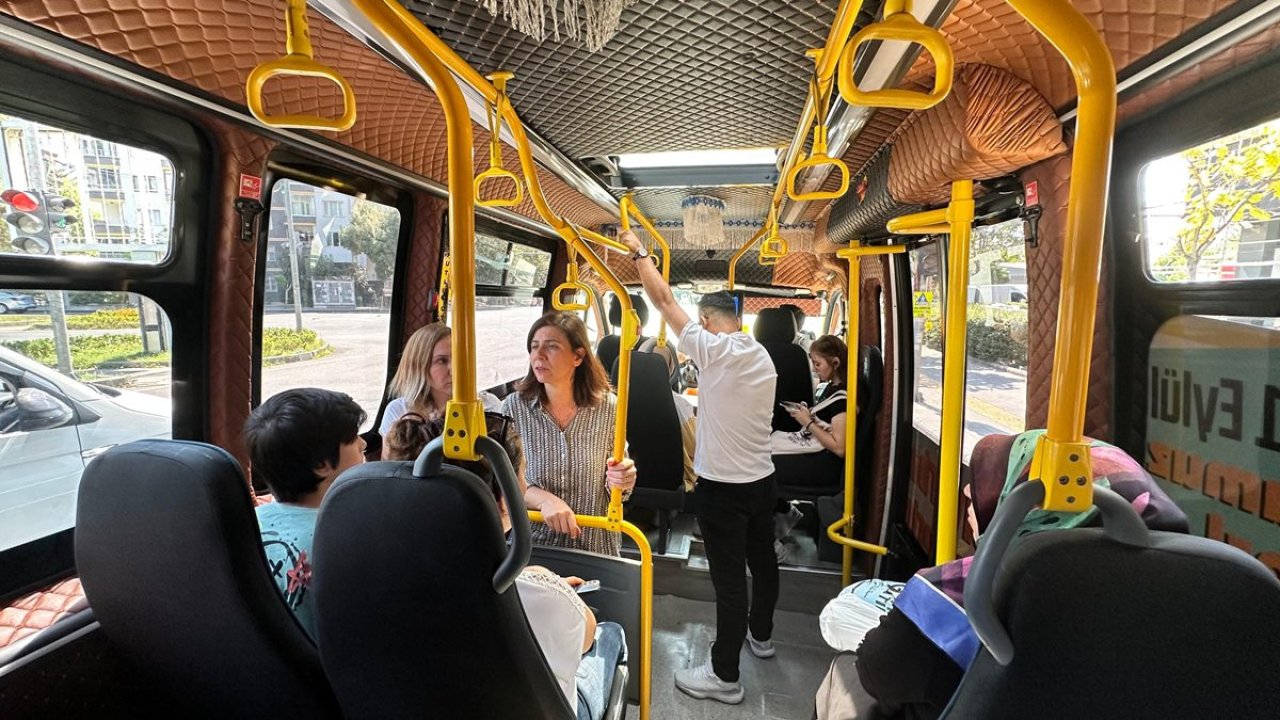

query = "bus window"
[[468, 234, 551, 391], [963, 219, 1028, 455], [258, 179, 401, 430], [0, 290, 171, 551], [1141, 116, 1280, 284], [1146, 315, 1280, 578], [911, 243, 944, 440], [0, 113, 174, 264]]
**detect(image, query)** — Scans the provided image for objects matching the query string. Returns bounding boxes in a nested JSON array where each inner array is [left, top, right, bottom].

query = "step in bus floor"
[[648, 594, 832, 719]]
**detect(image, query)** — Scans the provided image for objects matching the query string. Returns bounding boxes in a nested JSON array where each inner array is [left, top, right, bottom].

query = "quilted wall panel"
[[887, 64, 1066, 205], [1020, 153, 1112, 441], [0, 0, 614, 229], [0, 578, 85, 649], [400, 193, 447, 343]]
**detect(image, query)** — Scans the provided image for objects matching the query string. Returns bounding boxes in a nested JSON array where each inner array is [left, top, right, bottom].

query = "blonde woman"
[[379, 323, 501, 445]]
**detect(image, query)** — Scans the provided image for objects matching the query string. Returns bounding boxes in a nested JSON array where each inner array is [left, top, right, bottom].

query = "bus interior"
[[1, 0, 1280, 717]]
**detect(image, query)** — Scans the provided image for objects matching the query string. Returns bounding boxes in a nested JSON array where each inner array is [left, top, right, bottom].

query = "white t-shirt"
[[379, 391, 502, 436], [679, 321, 776, 483], [516, 566, 589, 714]]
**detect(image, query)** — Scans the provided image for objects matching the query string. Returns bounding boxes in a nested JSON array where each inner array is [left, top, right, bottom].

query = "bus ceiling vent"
[[681, 195, 730, 250], [480, 0, 635, 51]]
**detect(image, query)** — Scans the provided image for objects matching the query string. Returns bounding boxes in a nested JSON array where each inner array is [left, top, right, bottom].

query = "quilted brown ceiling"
[[402, 0, 848, 158], [0, 0, 616, 228]]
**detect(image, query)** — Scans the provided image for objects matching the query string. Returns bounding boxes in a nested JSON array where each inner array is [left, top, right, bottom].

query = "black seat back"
[[855, 345, 883, 484], [754, 307, 811, 431], [75, 440, 338, 719], [597, 293, 650, 375], [945, 481, 1280, 719], [611, 350, 684, 493], [311, 437, 572, 719]]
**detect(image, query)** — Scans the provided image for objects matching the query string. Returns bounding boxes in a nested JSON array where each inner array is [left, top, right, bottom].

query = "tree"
[[1161, 123, 1280, 280], [338, 201, 400, 281]]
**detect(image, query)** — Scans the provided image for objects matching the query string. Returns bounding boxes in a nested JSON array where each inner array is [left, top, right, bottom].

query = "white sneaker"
[[746, 631, 776, 659], [775, 505, 803, 539], [675, 658, 745, 704], [774, 539, 790, 564]]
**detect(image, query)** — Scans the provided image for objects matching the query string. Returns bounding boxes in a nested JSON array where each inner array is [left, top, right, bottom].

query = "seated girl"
[[384, 412, 627, 720], [771, 335, 857, 493]]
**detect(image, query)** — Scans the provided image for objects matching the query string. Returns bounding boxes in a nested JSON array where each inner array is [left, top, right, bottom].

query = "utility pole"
[[15, 120, 73, 375], [282, 180, 303, 332]]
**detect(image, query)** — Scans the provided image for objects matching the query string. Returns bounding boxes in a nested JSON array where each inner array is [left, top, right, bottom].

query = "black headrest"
[[779, 303, 806, 328], [608, 293, 649, 327], [312, 458, 572, 718], [76, 440, 339, 719], [754, 307, 798, 343], [612, 351, 683, 491]]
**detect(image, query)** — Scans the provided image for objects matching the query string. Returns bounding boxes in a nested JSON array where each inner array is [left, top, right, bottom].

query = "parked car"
[[0, 290, 38, 314], [0, 346, 170, 551]]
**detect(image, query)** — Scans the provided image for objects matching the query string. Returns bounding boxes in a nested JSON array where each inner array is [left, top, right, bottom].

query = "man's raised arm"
[[618, 229, 691, 332]]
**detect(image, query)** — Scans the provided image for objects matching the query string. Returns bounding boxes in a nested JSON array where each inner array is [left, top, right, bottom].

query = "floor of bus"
[[649, 594, 831, 719]]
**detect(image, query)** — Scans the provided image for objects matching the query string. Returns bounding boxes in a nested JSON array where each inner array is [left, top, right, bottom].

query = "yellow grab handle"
[[619, 194, 671, 347], [757, 248, 780, 266], [246, 0, 357, 131], [475, 166, 524, 208], [837, 1, 954, 111], [760, 231, 789, 259], [552, 281, 595, 312], [786, 148, 851, 201]]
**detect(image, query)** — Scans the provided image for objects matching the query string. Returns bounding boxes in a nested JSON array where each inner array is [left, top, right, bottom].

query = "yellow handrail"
[[887, 180, 974, 564], [1008, 0, 1116, 514], [786, 49, 851, 203], [246, 0, 358, 131], [727, 226, 769, 291], [349, 19, 650, 714], [552, 240, 597, 312], [836, 0, 955, 111], [475, 71, 524, 208], [619, 193, 671, 348], [348, 0, 482, 462], [437, 254, 451, 321], [830, 243, 905, 586]]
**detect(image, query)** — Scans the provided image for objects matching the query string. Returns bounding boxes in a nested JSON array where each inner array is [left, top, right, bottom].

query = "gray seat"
[[75, 440, 339, 719], [753, 307, 812, 432], [943, 480, 1280, 719]]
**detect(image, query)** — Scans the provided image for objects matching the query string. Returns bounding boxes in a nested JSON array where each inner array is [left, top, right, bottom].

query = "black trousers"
[[695, 474, 780, 683]]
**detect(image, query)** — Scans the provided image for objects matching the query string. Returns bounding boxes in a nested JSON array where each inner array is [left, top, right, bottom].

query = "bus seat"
[[530, 546, 641, 703], [310, 442, 576, 719], [754, 307, 812, 432], [597, 293, 650, 375], [611, 350, 685, 555], [75, 440, 340, 719], [944, 481, 1280, 719]]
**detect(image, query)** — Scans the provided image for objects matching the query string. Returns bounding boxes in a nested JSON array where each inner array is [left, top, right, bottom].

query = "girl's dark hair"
[[385, 412, 519, 505], [810, 335, 849, 384], [243, 388, 367, 503], [383, 412, 433, 462], [516, 311, 611, 408]]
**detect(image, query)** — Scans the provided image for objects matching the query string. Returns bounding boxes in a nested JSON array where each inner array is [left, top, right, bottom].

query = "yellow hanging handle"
[[437, 254, 451, 321], [475, 72, 525, 208], [552, 240, 596, 312], [618, 193, 670, 348], [759, 207, 789, 262], [246, 0, 358, 131], [787, 49, 851, 202], [837, 0, 954, 111]]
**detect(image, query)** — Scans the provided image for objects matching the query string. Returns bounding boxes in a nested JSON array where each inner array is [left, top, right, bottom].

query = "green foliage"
[[338, 200, 400, 282], [1159, 122, 1280, 280], [66, 308, 139, 329], [1, 333, 167, 375], [262, 328, 329, 363], [66, 291, 129, 306], [921, 305, 1028, 369]]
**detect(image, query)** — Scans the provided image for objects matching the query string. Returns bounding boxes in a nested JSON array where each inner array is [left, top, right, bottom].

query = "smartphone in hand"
[[575, 579, 601, 594]]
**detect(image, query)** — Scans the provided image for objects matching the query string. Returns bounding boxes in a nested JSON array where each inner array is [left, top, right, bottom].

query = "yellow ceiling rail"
[[619, 193, 671, 348], [475, 72, 524, 208], [246, 0, 357, 131], [727, 225, 769, 291], [348, 18, 652, 714], [1010, 0, 1116, 515], [347, 0, 484, 464], [551, 239, 597, 312], [829, 243, 905, 586], [786, 48, 851, 202], [888, 180, 974, 564], [837, 0, 955, 111]]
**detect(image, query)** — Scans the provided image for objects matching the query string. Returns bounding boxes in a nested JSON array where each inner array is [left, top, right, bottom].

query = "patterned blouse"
[[502, 391, 620, 556]]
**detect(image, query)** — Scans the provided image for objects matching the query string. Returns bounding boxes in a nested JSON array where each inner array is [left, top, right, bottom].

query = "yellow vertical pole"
[[935, 180, 974, 564]]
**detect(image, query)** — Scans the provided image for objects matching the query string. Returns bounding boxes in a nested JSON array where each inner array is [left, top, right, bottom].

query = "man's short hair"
[[244, 388, 366, 503], [698, 291, 739, 321]]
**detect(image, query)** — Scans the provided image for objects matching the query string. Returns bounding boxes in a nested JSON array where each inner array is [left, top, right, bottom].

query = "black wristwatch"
[[630, 246, 650, 262]]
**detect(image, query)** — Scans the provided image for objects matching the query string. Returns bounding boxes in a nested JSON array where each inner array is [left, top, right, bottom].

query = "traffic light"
[[1, 188, 51, 255], [0, 189, 77, 255]]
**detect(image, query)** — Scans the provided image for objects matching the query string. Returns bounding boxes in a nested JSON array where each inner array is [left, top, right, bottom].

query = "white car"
[[0, 347, 170, 551]]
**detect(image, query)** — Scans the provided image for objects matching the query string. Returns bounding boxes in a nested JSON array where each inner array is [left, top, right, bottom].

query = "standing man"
[[619, 229, 779, 705]]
